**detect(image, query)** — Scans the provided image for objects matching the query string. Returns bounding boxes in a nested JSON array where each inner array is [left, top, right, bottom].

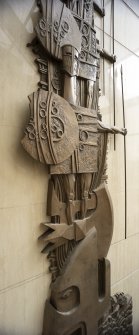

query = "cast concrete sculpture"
[[22, 1, 132, 334]]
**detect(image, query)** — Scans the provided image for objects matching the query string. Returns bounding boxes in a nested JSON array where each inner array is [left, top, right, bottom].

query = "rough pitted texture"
[[98, 293, 133, 335]]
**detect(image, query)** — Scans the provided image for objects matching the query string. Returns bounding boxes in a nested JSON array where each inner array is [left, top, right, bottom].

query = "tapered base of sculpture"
[[43, 227, 111, 335]]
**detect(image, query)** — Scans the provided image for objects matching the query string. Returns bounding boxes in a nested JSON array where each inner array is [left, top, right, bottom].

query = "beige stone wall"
[[96, 1, 139, 334], [0, 0, 139, 334], [0, 1, 51, 334]]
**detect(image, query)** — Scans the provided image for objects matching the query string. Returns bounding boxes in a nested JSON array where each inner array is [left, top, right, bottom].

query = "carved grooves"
[[47, 251, 58, 281], [56, 240, 77, 271], [48, 174, 80, 281], [47, 172, 96, 281], [92, 132, 108, 189]]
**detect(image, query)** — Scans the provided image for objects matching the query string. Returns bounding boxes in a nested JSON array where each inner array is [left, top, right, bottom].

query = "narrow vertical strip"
[[102, 0, 105, 95], [121, 65, 127, 239], [112, 0, 116, 151]]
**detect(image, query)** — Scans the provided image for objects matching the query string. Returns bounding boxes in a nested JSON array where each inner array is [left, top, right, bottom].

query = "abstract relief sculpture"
[[22, 1, 132, 334]]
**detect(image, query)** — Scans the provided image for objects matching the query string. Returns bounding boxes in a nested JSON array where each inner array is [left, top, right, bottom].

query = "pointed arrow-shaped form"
[[39, 219, 88, 253]]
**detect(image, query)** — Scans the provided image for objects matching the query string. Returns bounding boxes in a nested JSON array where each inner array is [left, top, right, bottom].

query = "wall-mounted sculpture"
[[21, 1, 133, 334]]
